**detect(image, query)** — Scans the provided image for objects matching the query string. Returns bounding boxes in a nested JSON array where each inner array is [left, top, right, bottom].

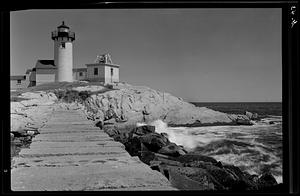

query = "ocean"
[[150, 102, 283, 183]]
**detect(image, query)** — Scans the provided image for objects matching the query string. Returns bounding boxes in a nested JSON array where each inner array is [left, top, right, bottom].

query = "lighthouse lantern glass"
[[58, 27, 69, 32]]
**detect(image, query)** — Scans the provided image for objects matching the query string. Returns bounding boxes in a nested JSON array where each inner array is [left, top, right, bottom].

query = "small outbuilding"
[[10, 75, 29, 90], [85, 53, 120, 83]]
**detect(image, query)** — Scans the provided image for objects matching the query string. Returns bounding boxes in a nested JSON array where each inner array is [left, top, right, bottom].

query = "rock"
[[12, 138, 22, 145], [157, 142, 186, 157], [163, 165, 221, 190], [94, 110, 105, 121], [26, 131, 35, 136], [82, 84, 236, 126], [152, 156, 184, 167], [133, 125, 155, 136], [168, 168, 215, 190], [11, 130, 27, 137], [205, 165, 239, 189], [160, 132, 169, 139], [124, 136, 142, 157], [95, 120, 103, 129], [236, 117, 253, 125], [140, 133, 169, 152], [113, 132, 129, 143], [222, 164, 258, 190], [140, 143, 156, 165], [103, 126, 120, 137], [215, 161, 223, 168], [10, 133, 14, 140], [183, 160, 214, 168], [252, 113, 259, 120], [245, 111, 259, 120], [176, 154, 218, 165], [258, 172, 278, 187], [245, 111, 253, 119]]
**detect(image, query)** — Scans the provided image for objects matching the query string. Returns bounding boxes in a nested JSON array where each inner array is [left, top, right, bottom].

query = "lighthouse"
[[51, 21, 75, 82]]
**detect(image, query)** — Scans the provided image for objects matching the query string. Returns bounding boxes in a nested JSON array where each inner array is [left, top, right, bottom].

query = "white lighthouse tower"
[[51, 21, 75, 82]]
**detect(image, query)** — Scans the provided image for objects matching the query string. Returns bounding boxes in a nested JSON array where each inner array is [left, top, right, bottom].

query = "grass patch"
[[11, 81, 116, 103]]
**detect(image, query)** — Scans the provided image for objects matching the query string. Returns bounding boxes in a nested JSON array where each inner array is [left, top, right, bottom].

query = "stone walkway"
[[11, 108, 175, 191]]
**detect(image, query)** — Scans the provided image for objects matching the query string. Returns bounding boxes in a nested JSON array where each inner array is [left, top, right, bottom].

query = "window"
[[17, 80, 21, 84], [111, 68, 113, 76], [94, 68, 98, 75], [61, 42, 65, 48], [79, 72, 83, 77]]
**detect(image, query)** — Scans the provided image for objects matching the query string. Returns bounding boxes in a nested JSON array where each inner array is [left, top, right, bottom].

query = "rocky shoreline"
[[99, 123, 281, 191]]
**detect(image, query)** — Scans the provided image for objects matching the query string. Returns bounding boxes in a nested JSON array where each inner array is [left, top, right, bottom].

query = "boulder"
[[245, 111, 253, 119], [94, 110, 105, 121], [113, 132, 129, 143], [164, 165, 221, 190], [245, 111, 259, 120], [11, 130, 28, 137], [103, 126, 120, 137], [152, 156, 184, 167], [258, 172, 278, 187], [223, 164, 258, 190], [183, 160, 214, 168], [160, 132, 169, 139], [252, 113, 259, 120], [176, 154, 218, 165], [95, 120, 103, 129], [140, 143, 156, 165], [124, 136, 142, 157], [133, 125, 155, 136], [157, 142, 186, 157], [10, 133, 14, 140], [205, 165, 240, 189], [236, 117, 253, 125], [140, 133, 169, 152]]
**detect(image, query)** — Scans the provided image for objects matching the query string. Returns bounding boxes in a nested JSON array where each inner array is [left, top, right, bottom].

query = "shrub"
[[78, 91, 90, 101], [53, 89, 91, 103], [104, 84, 114, 90]]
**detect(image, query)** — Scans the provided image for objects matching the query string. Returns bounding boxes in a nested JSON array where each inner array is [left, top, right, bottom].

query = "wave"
[[142, 119, 283, 183]]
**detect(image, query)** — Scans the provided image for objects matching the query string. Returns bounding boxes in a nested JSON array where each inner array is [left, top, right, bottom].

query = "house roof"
[[73, 68, 87, 72], [35, 60, 56, 69], [86, 63, 120, 68], [11, 75, 26, 80]]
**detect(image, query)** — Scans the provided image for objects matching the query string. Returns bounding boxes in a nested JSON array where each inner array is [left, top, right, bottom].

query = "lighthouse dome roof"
[[57, 21, 69, 29]]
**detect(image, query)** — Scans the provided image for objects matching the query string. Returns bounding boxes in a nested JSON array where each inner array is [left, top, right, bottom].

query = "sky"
[[10, 8, 282, 102]]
